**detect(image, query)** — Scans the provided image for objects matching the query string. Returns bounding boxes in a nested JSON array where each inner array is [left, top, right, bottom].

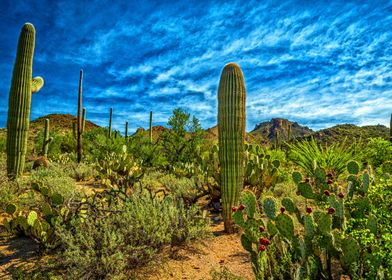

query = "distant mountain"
[[16, 114, 389, 146], [249, 118, 314, 144], [30, 114, 99, 133], [298, 124, 390, 144]]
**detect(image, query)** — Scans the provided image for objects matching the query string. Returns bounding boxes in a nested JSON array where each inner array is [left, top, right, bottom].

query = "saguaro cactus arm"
[[31, 76, 44, 93]]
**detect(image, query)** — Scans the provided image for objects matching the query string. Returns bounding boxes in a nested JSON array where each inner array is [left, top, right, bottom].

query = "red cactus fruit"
[[232, 207, 237, 212], [259, 237, 270, 246], [327, 172, 333, 177], [324, 190, 331, 196], [306, 207, 312, 214], [327, 179, 333, 185], [305, 178, 310, 183], [259, 245, 266, 251], [338, 192, 345, 199], [280, 206, 285, 213], [327, 207, 336, 214], [238, 204, 245, 211], [259, 226, 265, 233]]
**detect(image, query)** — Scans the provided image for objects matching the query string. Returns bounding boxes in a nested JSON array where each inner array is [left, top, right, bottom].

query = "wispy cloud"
[[0, 0, 391, 133]]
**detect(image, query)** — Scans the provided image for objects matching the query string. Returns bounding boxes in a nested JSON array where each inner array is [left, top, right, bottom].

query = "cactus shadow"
[[0, 234, 39, 278]]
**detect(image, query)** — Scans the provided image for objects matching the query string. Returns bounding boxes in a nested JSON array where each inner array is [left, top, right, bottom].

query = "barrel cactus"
[[7, 23, 44, 178], [218, 62, 246, 232]]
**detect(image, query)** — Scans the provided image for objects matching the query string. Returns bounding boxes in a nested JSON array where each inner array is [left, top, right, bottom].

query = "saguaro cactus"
[[390, 113, 391, 143], [125, 121, 128, 139], [41, 119, 52, 158], [149, 111, 153, 143], [77, 69, 83, 163], [218, 62, 246, 233], [7, 23, 44, 178], [108, 108, 113, 138]]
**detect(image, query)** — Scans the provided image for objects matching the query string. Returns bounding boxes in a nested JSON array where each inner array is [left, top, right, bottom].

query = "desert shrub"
[[66, 162, 99, 181], [54, 190, 210, 279], [28, 163, 79, 199], [288, 137, 357, 177], [361, 137, 392, 168], [0, 131, 6, 153], [353, 177, 392, 278], [125, 134, 166, 169], [83, 128, 127, 162], [60, 132, 77, 154]]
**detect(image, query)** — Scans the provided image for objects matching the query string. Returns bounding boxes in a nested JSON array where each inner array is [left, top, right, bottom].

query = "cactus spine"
[[125, 121, 128, 139], [108, 108, 113, 138], [7, 23, 44, 178], [77, 70, 83, 163], [218, 62, 246, 233], [149, 111, 153, 144], [41, 119, 52, 158]]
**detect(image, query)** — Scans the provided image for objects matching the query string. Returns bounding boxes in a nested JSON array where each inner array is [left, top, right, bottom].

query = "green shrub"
[[288, 137, 357, 177], [54, 190, 210, 279], [361, 137, 392, 168]]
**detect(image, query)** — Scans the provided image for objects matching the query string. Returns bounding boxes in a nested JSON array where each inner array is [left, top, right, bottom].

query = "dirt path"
[[143, 222, 253, 280]]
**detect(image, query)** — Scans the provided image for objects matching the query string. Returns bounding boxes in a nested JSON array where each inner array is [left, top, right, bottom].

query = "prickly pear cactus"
[[7, 23, 44, 178], [347, 160, 360, 175], [263, 196, 277, 220], [340, 236, 360, 271], [275, 213, 295, 241]]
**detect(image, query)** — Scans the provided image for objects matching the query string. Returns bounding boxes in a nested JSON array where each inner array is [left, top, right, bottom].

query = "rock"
[[33, 156, 49, 169]]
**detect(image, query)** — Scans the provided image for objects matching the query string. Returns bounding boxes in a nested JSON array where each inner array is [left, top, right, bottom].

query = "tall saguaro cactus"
[[149, 111, 153, 143], [41, 119, 52, 158], [108, 108, 113, 138], [125, 121, 128, 140], [77, 69, 83, 163], [7, 23, 44, 178], [218, 63, 246, 233], [390, 113, 392, 143]]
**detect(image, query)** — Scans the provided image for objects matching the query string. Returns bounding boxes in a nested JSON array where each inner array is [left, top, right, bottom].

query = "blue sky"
[[1, 0, 391, 132]]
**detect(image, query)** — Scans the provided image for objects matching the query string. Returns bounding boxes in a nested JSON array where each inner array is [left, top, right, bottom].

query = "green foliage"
[[288, 137, 357, 178], [361, 137, 392, 168], [54, 190, 210, 279], [159, 108, 205, 168]]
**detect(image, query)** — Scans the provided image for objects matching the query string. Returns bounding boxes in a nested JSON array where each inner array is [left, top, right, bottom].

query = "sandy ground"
[[143, 222, 253, 280], [0, 220, 253, 280]]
